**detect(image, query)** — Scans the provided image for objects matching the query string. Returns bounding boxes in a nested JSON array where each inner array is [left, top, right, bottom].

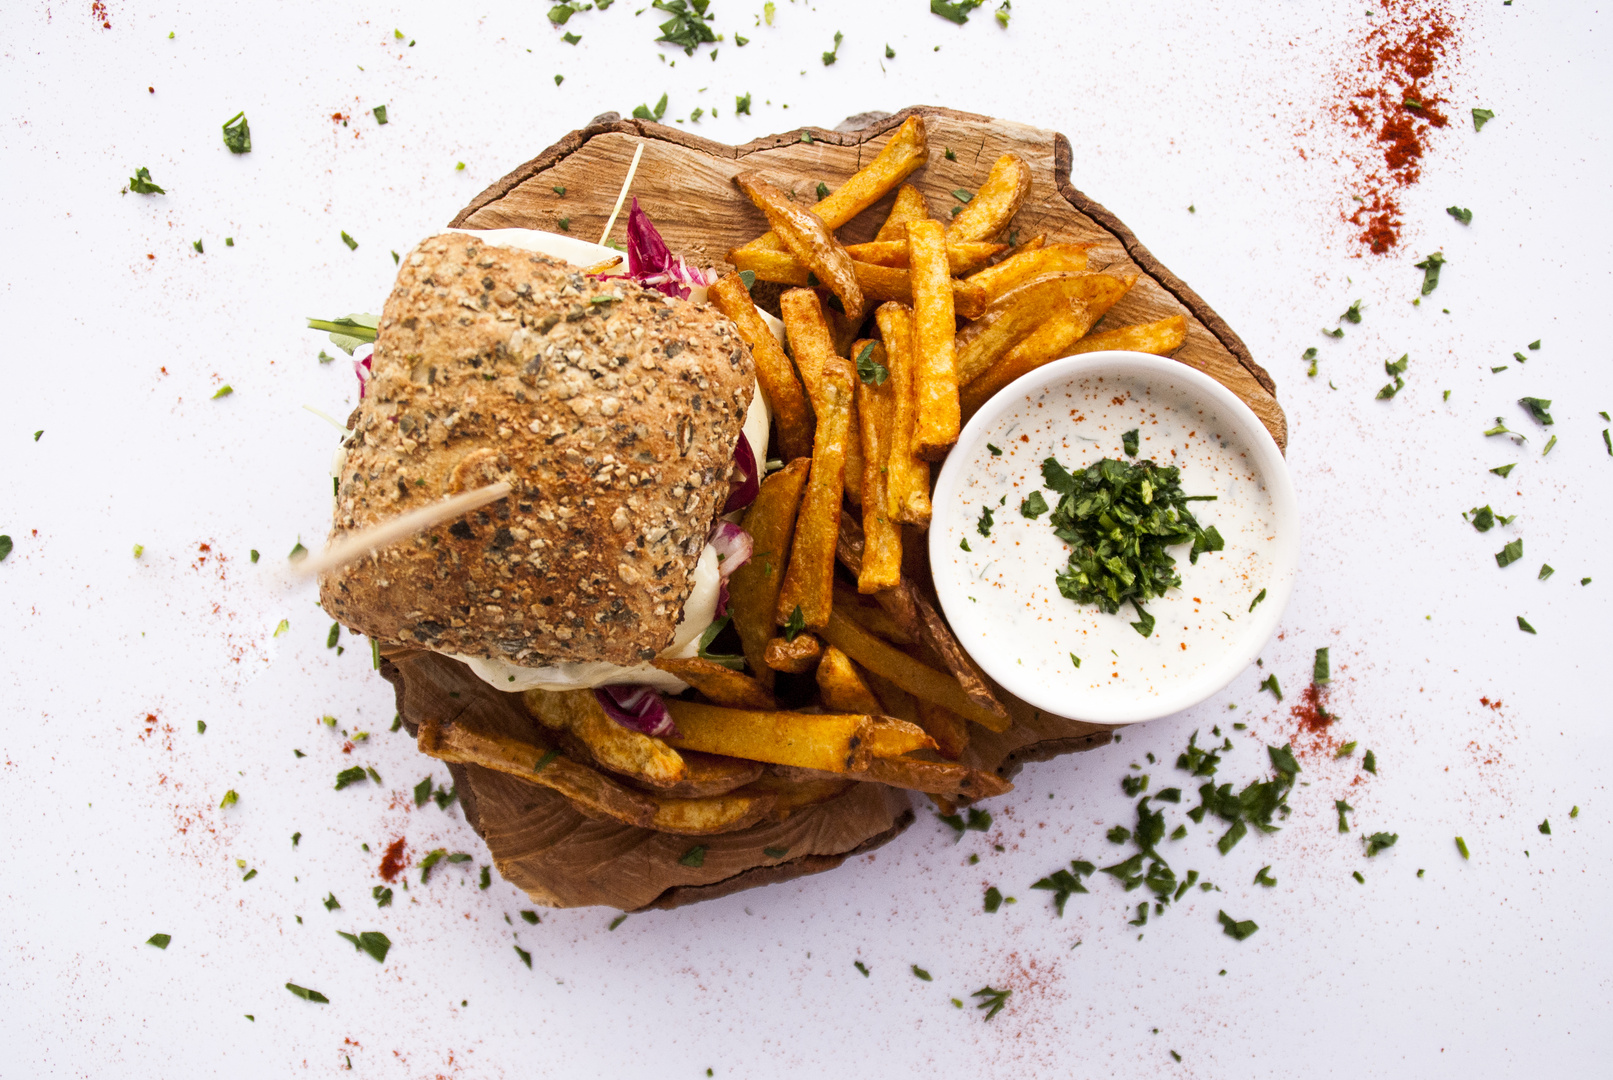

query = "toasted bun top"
[[319, 232, 754, 667]]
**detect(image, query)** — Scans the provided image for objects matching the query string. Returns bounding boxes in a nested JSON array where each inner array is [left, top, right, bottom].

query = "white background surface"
[[3, 1, 1610, 1077]]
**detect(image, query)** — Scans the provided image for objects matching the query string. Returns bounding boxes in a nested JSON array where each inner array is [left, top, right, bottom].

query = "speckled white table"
[[3, 2, 1609, 1076]]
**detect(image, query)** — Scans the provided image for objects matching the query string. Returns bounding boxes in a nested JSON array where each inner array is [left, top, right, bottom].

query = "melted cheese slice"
[[439, 228, 776, 693]]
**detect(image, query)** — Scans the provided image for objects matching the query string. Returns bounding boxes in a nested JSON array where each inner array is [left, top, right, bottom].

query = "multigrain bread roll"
[[320, 232, 755, 667]]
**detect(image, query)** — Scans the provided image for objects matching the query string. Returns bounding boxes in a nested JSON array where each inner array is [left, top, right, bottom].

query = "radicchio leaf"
[[724, 432, 759, 513], [707, 520, 753, 618], [621, 198, 717, 300], [593, 684, 677, 738], [353, 348, 373, 399]]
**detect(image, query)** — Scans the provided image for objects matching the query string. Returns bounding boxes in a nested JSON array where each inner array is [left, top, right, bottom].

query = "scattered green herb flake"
[[959, 537, 971, 552], [1254, 865, 1277, 887], [1365, 831, 1398, 856], [1446, 206, 1472, 225], [1363, 750, 1377, 774], [854, 960, 870, 977], [1414, 251, 1446, 295], [1518, 397, 1555, 426], [554, 74, 565, 85], [1517, 615, 1537, 634], [1570, 805, 1580, 818], [911, 964, 932, 981], [1069, 653, 1081, 669], [654, 1, 718, 52], [1536, 818, 1551, 836], [336, 929, 392, 963], [211, 384, 233, 399], [147, 932, 172, 949], [1491, 463, 1516, 478], [219, 789, 239, 809], [127, 166, 165, 195], [1467, 505, 1497, 532], [983, 886, 1003, 912], [1472, 107, 1495, 131], [339, 231, 358, 251], [987, 443, 1002, 456], [1217, 910, 1258, 940], [1336, 741, 1357, 758], [372, 104, 389, 125], [512, 943, 533, 969], [1248, 587, 1267, 612], [1495, 538, 1524, 568], [1336, 799, 1353, 832], [1018, 490, 1050, 519], [821, 29, 842, 65], [1340, 299, 1363, 324], [418, 849, 448, 883], [1537, 563, 1555, 581], [976, 504, 995, 537], [1121, 428, 1140, 457], [952, 188, 974, 204], [1106, 825, 1132, 845], [372, 886, 393, 907], [1313, 647, 1331, 685], [783, 604, 806, 642], [855, 341, 889, 385], [1323, 327, 1344, 339], [333, 766, 367, 791], [971, 985, 1011, 1020], [734, 92, 751, 115], [285, 983, 330, 1003], [1352, 870, 1366, 884], [678, 845, 708, 868], [1259, 674, 1282, 701]]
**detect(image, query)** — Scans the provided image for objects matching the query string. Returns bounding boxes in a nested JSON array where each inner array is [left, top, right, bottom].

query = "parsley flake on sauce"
[[976, 504, 995, 537], [1248, 587, 1267, 612], [1020, 491, 1049, 519]]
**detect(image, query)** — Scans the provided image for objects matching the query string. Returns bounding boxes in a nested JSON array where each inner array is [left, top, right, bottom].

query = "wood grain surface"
[[383, 106, 1288, 910]]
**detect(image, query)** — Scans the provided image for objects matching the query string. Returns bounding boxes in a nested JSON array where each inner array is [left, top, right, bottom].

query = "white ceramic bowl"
[[929, 351, 1298, 725]]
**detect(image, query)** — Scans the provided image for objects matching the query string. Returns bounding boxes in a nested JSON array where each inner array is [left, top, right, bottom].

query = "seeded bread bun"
[[320, 232, 755, 667]]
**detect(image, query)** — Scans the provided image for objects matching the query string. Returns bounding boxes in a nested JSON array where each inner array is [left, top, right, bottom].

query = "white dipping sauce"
[[931, 359, 1292, 724]]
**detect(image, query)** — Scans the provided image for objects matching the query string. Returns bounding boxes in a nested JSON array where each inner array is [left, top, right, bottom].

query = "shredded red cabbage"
[[622, 198, 717, 300], [353, 347, 373, 399], [593, 684, 678, 738], [708, 520, 753, 618], [724, 432, 759, 513]]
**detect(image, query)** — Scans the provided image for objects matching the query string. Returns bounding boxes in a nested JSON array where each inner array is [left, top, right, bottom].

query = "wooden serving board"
[[383, 106, 1286, 912]]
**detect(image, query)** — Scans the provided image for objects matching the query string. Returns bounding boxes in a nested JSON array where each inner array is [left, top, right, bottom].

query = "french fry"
[[741, 771, 856, 817], [418, 716, 775, 835], [764, 632, 823, 673], [662, 701, 874, 773], [851, 341, 902, 592], [734, 173, 866, 322], [833, 583, 917, 645], [863, 717, 938, 759], [906, 220, 960, 460], [821, 608, 1010, 732], [874, 183, 931, 241], [522, 688, 687, 789], [816, 645, 885, 713], [709, 272, 814, 461], [914, 699, 971, 761], [727, 245, 814, 287], [775, 358, 852, 632], [1006, 233, 1046, 255], [873, 303, 931, 527], [729, 459, 810, 688], [632, 751, 764, 799], [965, 242, 1091, 303], [862, 669, 920, 723], [739, 115, 929, 253], [959, 300, 1100, 421], [779, 288, 839, 407], [865, 756, 1012, 799], [1063, 314, 1188, 358], [955, 272, 1136, 385], [948, 152, 1031, 243], [853, 260, 989, 320], [845, 239, 1006, 275], [652, 656, 778, 709]]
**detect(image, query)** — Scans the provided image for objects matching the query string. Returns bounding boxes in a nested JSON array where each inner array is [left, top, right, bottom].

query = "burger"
[[318, 206, 774, 712]]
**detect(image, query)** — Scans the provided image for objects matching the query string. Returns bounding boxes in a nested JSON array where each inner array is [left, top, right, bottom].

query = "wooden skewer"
[[293, 481, 513, 578]]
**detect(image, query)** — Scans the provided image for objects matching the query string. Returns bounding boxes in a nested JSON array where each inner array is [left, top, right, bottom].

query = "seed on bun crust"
[[320, 232, 755, 667]]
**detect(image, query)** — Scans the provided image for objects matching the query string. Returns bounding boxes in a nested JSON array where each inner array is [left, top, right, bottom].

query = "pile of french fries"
[[417, 116, 1191, 840]]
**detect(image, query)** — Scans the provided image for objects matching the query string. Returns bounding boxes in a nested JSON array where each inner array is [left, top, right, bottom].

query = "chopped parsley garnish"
[[147, 933, 172, 949], [821, 30, 842, 65], [911, 964, 932, 981], [1217, 911, 1258, 940], [1352, 870, 1366, 884], [1537, 818, 1551, 835], [1517, 615, 1536, 634], [1258, 674, 1282, 701], [1362, 750, 1378, 774], [1414, 251, 1446, 295], [976, 504, 994, 537], [888, 44, 897, 59], [372, 886, 393, 907], [933, 0, 986, 25], [1466, 505, 1497, 532], [1037, 455, 1221, 634], [193, 239, 204, 254], [1248, 587, 1267, 612], [952, 188, 973, 204], [1069, 653, 1081, 669], [1446, 206, 1472, 225], [1491, 463, 1516, 478], [334, 766, 367, 790], [285, 983, 329, 1003], [937, 806, 992, 839], [1542, 435, 1557, 456], [734, 92, 751, 115], [127, 166, 165, 194], [1031, 859, 1095, 915], [212, 384, 233, 399], [1106, 825, 1131, 845], [987, 443, 1002, 456], [1254, 865, 1277, 887], [608, 914, 628, 930], [971, 985, 1011, 1020], [336, 930, 391, 963], [1313, 647, 1330, 685], [514, 944, 532, 969], [653, 0, 717, 53], [1323, 327, 1344, 339], [737, 269, 756, 291], [1538, 563, 1554, 581], [1377, 354, 1409, 399], [1335, 799, 1353, 833], [633, 93, 669, 122], [678, 845, 707, 868], [1020, 491, 1049, 518], [983, 886, 1003, 912], [1121, 428, 1141, 457], [371, 104, 388, 125], [1518, 397, 1554, 425], [854, 960, 870, 976], [1471, 108, 1495, 131], [323, 892, 341, 911], [783, 604, 806, 642], [1455, 836, 1470, 859], [1364, 832, 1398, 856], [340, 231, 358, 251], [562, 31, 581, 44], [219, 789, 239, 808], [1495, 538, 1523, 568], [959, 538, 971, 552], [855, 341, 888, 385], [1340, 300, 1363, 324]]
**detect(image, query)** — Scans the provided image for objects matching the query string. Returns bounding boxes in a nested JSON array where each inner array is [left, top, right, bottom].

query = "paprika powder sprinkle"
[[1328, 0, 1461, 253], [379, 837, 408, 882]]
